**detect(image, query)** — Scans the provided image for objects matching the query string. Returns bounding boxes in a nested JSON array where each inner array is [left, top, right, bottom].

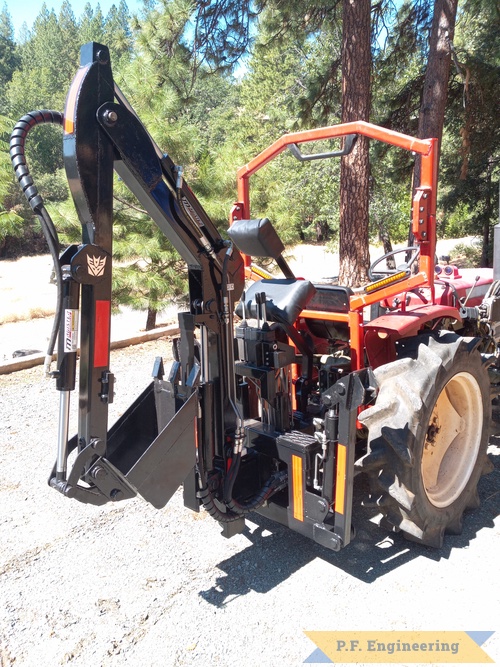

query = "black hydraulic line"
[[197, 458, 287, 521], [197, 483, 243, 523], [195, 433, 242, 523], [223, 451, 288, 515], [10, 110, 64, 373], [195, 411, 287, 522]]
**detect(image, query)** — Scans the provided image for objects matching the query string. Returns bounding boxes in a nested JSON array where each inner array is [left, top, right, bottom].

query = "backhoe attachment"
[[8, 43, 382, 550], [10, 42, 244, 510]]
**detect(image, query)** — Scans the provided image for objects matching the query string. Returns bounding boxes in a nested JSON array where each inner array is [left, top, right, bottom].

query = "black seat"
[[236, 278, 317, 326]]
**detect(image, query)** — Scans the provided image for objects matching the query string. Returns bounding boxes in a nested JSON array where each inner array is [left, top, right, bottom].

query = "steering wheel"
[[368, 246, 420, 281]]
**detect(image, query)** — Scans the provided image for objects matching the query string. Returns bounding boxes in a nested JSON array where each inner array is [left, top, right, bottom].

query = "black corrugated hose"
[[10, 110, 64, 375], [223, 451, 288, 515], [196, 433, 288, 522]]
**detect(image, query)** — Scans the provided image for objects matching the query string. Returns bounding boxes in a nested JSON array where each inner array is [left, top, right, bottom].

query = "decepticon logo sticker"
[[304, 631, 495, 663], [87, 254, 107, 277]]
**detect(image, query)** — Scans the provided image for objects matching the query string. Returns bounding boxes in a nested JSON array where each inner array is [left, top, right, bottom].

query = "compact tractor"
[[10, 43, 499, 550]]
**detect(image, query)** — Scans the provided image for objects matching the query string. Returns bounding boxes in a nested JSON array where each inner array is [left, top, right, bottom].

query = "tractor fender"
[[364, 304, 461, 368]]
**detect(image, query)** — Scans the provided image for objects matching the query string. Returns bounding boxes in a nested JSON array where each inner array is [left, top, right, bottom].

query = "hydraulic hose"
[[10, 110, 64, 374], [195, 435, 242, 523], [223, 450, 288, 515]]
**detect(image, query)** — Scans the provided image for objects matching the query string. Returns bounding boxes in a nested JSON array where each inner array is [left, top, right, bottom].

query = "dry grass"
[[0, 254, 56, 327], [0, 306, 55, 326]]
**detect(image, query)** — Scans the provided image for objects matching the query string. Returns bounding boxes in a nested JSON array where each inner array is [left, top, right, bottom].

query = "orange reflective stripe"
[[64, 65, 89, 134], [292, 454, 304, 522], [335, 444, 347, 515]]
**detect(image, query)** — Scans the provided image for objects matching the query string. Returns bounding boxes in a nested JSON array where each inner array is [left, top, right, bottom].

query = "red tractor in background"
[[10, 42, 499, 550]]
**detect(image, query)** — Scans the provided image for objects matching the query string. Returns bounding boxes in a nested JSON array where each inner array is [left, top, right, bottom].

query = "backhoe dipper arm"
[[55, 42, 243, 501]]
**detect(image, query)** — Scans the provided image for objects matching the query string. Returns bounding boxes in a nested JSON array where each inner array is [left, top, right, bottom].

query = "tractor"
[[10, 42, 498, 550]]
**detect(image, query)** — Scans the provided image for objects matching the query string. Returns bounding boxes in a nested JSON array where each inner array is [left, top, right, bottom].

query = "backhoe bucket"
[[47, 384, 200, 508], [104, 385, 198, 508]]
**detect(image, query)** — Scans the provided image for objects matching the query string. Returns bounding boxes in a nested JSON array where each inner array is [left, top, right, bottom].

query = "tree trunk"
[[481, 165, 493, 267], [146, 307, 157, 331], [378, 221, 395, 269], [338, 0, 372, 287], [414, 0, 459, 186]]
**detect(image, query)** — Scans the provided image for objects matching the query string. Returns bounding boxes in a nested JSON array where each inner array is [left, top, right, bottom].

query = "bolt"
[[337, 384, 346, 396], [422, 232, 427, 238], [419, 218, 424, 224], [317, 498, 328, 514], [92, 466, 106, 480], [96, 49, 109, 64], [110, 489, 124, 501], [103, 110, 118, 126]]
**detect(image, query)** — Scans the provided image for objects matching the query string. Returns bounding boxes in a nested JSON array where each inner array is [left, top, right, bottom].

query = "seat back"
[[236, 278, 316, 326]]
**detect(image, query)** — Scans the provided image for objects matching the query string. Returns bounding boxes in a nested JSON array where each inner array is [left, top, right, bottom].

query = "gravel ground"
[[0, 338, 499, 667], [0, 241, 498, 667]]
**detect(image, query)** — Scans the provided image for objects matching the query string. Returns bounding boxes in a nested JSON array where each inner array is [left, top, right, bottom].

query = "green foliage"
[[190, 0, 257, 73], [78, 2, 105, 44], [5, 5, 78, 176], [372, 1, 431, 133], [104, 1, 133, 64], [439, 201, 473, 238], [202, 13, 345, 245], [111, 178, 188, 318], [35, 169, 70, 203], [3, 0, 499, 308], [438, 0, 500, 246], [0, 4, 20, 107], [370, 177, 411, 244], [0, 115, 24, 249], [449, 241, 483, 267], [112, 229, 187, 319]]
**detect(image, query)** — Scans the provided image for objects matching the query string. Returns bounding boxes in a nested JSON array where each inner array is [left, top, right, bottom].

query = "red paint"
[[94, 300, 110, 368]]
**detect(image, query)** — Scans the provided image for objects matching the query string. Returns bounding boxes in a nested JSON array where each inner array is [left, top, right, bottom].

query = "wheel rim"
[[422, 371, 483, 508]]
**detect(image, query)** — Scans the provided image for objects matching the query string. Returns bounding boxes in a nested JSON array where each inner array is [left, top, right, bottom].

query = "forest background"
[[0, 0, 499, 328]]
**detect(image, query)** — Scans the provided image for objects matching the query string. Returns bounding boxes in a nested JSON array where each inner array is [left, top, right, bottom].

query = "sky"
[[5, 0, 144, 38]]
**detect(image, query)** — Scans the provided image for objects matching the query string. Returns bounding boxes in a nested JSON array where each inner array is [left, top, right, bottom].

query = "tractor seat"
[[236, 278, 317, 326]]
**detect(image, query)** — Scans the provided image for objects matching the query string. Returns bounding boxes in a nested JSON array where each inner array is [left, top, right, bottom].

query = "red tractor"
[[11, 42, 498, 550]]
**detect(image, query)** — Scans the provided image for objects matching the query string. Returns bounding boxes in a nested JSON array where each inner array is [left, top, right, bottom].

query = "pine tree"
[[105, 0, 202, 328], [338, 0, 371, 285], [0, 115, 23, 254], [439, 0, 500, 262], [78, 3, 105, 44], [0, 4, 20, 108], [5, 5, 79, 175], [104, 1, 133, 64]]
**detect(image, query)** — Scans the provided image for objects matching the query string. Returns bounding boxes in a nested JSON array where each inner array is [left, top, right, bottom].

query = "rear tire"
[[357, 332, 491, 547]]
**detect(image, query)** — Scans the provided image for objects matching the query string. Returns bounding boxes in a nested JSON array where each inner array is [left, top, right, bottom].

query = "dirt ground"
[[0, 244, 498, 667]]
